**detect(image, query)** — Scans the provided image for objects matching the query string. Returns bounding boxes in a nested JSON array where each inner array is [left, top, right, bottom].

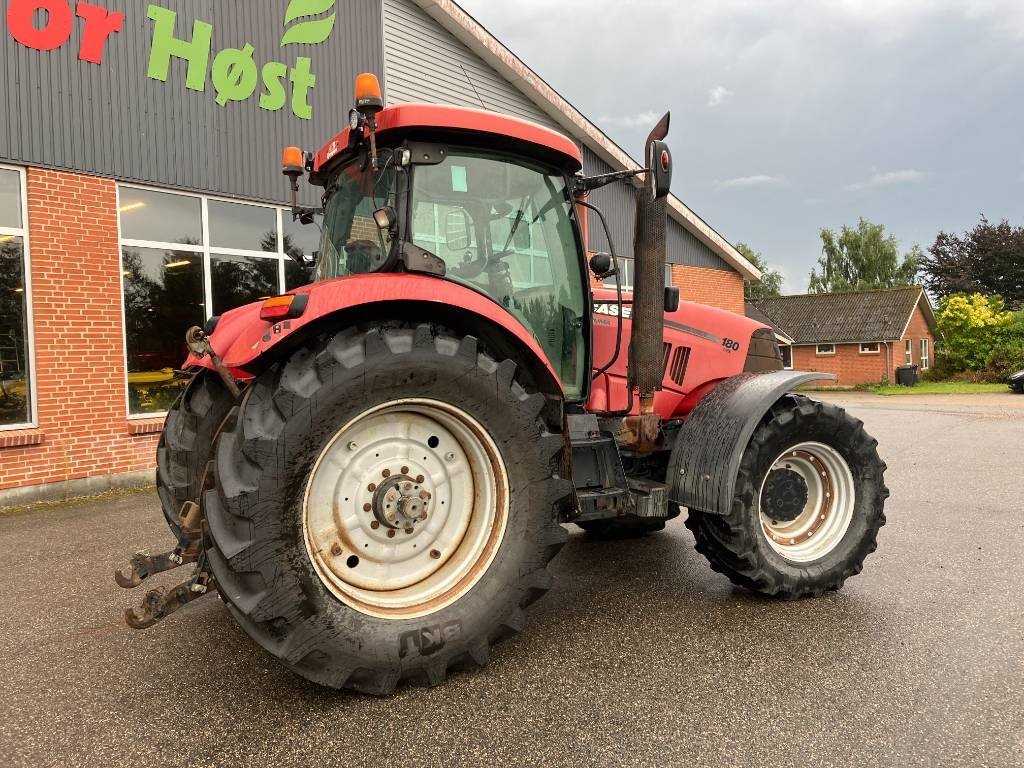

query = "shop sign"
[[3, 0, 337, 120]]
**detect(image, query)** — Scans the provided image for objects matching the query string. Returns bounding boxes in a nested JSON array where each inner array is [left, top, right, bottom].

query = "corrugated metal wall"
[[583, 148, 729, 270], [0, 0, 383, 205], [382, 0, 560, 131]]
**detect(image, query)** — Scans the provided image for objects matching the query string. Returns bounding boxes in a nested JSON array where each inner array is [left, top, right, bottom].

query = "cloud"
[[596, 110, 662, 129], [715, 175, 784, 189], [844, 170, 928, 192], [708, 85, 734, 107]]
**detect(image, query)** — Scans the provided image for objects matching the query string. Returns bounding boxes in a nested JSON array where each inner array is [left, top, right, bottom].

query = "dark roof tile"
[[752, 287, 931, 344]]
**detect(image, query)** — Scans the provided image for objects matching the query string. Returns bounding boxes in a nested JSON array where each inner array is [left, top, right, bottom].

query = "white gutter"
[[410, 0, 763, 282]]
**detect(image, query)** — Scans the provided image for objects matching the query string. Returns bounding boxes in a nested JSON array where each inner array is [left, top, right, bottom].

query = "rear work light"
[[260, 294, 309, 322]]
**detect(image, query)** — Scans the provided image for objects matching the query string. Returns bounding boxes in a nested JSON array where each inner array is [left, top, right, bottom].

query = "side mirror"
[[649, 140, 673, 200], [665, 286, 680, 313], [445, 209, 473, 252], [589, 252, 613, 278]]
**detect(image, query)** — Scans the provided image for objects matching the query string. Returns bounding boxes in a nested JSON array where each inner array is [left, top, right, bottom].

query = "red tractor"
[[117, 74, 887, 695]]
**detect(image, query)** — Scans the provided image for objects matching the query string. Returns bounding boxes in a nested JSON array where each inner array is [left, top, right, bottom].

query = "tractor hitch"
[[116, 501, 217, 630]]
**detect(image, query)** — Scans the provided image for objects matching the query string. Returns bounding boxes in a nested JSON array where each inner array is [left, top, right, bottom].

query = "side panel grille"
[[669, 346, 691, 386]]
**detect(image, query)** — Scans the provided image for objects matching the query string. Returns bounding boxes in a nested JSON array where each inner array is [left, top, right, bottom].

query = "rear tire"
[[686, 396, 888, 597], [156, 371, 235, 535], [204, 324, 572, 694]]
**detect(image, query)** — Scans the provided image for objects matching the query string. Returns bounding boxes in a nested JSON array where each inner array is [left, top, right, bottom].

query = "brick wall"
[[790, 344, 891, 386], [901, 305, 935, 371], [671, 264, 745, 314], [0, 169, 159, 493]]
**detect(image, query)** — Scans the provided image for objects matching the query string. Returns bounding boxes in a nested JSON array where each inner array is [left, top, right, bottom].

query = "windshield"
[[317, 150, 398, 281], [410, 150, 587, 398]]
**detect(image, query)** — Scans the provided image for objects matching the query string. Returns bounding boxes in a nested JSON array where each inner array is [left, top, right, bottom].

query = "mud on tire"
[[686, 396, 888, 598], [156, 371, 235, 535], [203, 324, 572, 694]]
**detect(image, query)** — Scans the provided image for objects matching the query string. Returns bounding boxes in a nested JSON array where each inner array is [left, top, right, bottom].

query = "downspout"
[[883, 342, 892, 385]]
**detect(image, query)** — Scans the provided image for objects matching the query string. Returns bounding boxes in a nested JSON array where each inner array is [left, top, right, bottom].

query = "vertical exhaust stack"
[[623, 114, 673, 451]]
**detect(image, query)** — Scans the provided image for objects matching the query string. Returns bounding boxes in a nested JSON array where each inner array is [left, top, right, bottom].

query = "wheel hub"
[[372, 474, 432, 529], [761, 467, 809, 523]]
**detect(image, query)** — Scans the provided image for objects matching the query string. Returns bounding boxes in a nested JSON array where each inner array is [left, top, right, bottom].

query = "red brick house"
[[749, 287, 938, 386]]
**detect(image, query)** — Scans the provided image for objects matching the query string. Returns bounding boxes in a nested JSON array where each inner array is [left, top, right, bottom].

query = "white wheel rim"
[[302, 399, 509, 620], [758, 441, 855, 563]]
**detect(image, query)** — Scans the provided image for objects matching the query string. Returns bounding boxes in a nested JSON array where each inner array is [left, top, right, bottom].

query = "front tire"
[[204, 325, 571, 694], [686, 396, 888, 597]]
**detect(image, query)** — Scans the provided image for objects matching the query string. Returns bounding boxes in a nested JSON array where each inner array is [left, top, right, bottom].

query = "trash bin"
[[896, 365, 919, 387]]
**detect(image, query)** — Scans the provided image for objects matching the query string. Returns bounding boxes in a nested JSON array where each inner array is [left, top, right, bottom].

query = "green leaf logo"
[[281, 0, 337, 46]]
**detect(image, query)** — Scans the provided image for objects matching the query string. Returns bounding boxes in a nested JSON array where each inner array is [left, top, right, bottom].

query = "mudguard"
[[667, 371, 836, 516]]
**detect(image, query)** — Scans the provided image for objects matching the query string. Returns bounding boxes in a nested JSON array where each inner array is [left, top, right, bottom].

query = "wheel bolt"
[[382, 469, 391, 478], [371, 521, 380, 530], [387, 530, 396, 539], [363, 503, 372, 513], [331, 542, 343, 556], [416, 475, 425, 484], [430, 549, 441, 560], [419, 491, 430, 501], [405, 527, 414, 535], [368, 483, 377, 492], [347, 442, 358, 452], [403, 482, 413, 491], [401, 466, 410, 475]]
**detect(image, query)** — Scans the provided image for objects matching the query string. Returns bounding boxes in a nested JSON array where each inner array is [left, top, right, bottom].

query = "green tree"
[[922, 216, 1024, 310], [934, 293, 1013, 372], [808, 218, 920, 293], [737, 242, 783, 300]]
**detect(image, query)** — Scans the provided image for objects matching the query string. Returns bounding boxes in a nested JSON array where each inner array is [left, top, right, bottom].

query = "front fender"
[[190, 274, 563, 394], [667, 371, 836, 516]]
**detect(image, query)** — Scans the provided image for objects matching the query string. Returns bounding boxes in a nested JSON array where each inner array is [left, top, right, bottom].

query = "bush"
[[987, 313, 1024, 377], [934, 293, 1013, 371]]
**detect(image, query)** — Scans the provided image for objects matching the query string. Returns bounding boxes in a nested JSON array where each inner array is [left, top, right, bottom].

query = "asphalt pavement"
[[1, 393, 1022, 767]]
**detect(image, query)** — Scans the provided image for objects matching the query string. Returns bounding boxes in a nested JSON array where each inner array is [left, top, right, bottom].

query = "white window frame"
[[780, 344, 794, 371], [816, 344, 836, 356], [905, 339, 913, 365], [920, 339, 930, 370], [859, 343, 880, 355], [117, 184, 297, 420], [0, 164, 37, 431]]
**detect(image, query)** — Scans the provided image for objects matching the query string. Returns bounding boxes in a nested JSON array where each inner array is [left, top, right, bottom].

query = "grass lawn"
[[870, 381, 1010, 396]]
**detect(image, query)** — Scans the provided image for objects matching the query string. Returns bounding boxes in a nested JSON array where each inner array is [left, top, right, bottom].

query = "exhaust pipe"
[[621, 114, 673, 450]]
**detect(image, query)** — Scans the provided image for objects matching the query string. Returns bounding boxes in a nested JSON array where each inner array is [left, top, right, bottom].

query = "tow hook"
[[115, 501, 218, 630], [185, 326, 241, 399]]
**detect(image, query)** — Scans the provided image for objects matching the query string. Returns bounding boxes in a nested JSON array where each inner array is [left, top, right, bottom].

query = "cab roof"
[[314, 103, 583, 174]]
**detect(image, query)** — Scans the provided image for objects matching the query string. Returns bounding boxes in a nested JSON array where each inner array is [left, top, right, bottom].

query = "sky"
[[457, 0, 1024, 293]]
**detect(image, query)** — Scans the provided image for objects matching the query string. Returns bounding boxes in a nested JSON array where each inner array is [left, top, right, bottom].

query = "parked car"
[[1010, 370, 1024, 394]]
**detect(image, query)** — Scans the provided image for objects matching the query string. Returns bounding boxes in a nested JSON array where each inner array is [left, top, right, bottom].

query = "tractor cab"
[[294, 96, 591, 398]]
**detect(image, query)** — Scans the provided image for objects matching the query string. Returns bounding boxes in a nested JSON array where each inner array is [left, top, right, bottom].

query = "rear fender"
[[190, 274, 564, 395], [667, 371, 836, 516]]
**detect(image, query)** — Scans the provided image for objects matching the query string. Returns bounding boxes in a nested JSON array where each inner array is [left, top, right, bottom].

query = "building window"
[[602, 257, 673, 291], [781, 345, 793, 370], [860, 343, 880, 354], [816, 344, 835, 356], [118, 185, 319, 416], [0, 166, 34, 430], [920, 339, 930, 370], [905, 339, 913, 365]]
